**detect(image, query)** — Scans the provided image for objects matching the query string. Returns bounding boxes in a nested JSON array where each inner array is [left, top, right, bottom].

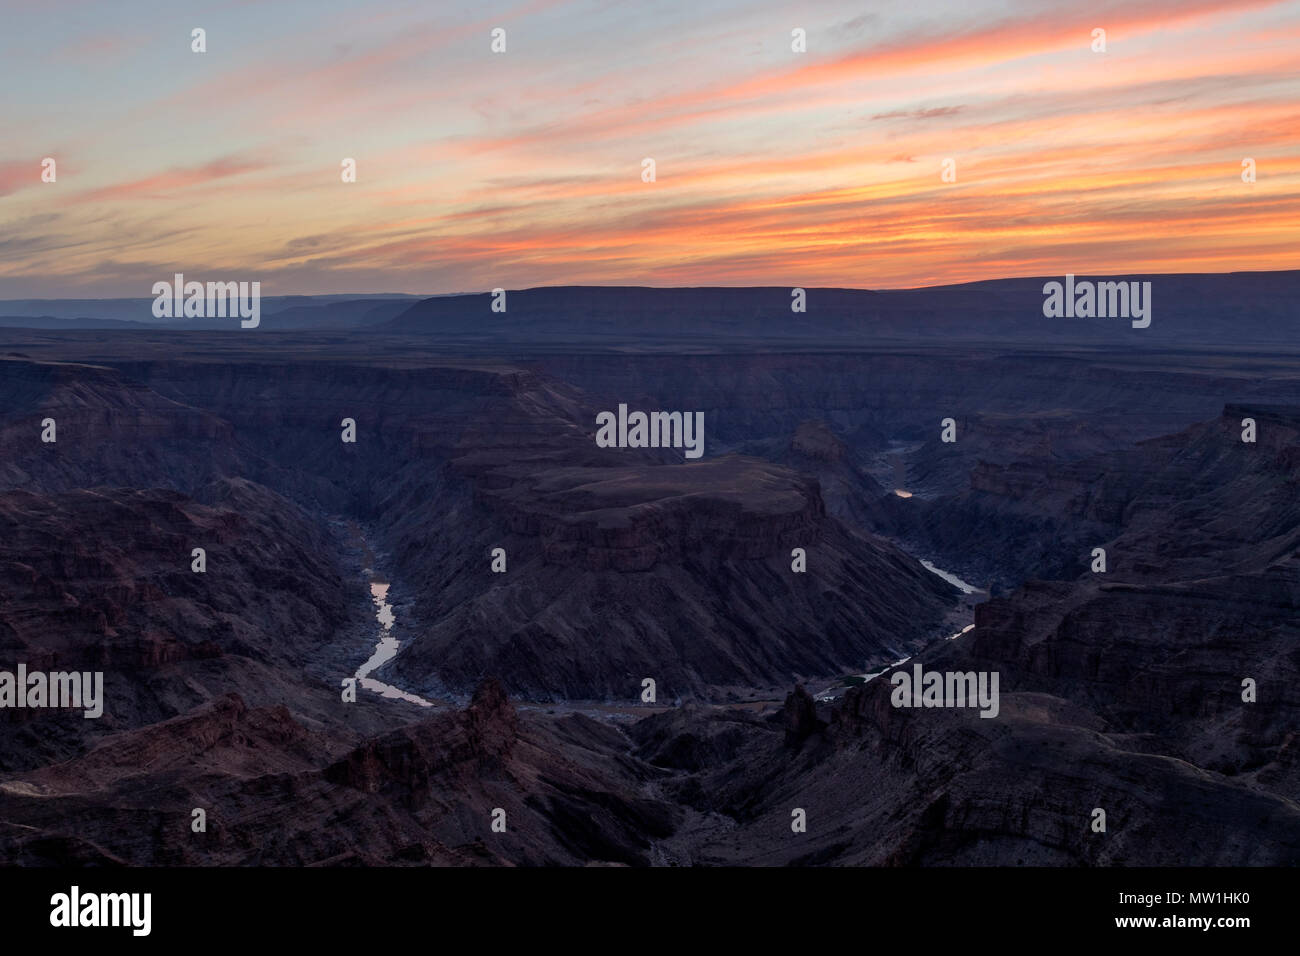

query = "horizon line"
[[4, 266, 1299, 304]]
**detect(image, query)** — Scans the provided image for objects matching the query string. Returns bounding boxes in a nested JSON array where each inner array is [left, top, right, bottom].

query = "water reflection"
[[353, 568, 434, 707]]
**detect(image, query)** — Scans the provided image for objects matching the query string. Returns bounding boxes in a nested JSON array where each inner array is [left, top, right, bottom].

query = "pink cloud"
[[77, 156, 270, 202]]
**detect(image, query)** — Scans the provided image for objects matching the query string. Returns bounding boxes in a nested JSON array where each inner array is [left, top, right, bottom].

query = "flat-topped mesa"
[[379, 277, 1300, 348], [476, 457, 826, 571], [0, 358, 233, 444], [121, 358, 595, 467]]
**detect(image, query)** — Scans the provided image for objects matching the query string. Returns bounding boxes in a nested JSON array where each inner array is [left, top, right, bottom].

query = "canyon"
[[0, 280, 1298, 866]]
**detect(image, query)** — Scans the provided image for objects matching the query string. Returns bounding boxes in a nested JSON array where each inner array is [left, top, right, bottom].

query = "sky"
[[1, 0, 1298, 297]]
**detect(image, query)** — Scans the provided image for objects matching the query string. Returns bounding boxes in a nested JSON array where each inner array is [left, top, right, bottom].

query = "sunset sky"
[[2, 0, 1298, 297]]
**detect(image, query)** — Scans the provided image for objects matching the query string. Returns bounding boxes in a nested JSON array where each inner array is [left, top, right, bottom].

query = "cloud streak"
[[2, 0, 1297, 296]]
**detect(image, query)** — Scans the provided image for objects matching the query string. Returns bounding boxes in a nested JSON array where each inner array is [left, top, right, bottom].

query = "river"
[[346, 523, 435, 708], [919, 559, 979, 595], [342, 525, 983, 710]]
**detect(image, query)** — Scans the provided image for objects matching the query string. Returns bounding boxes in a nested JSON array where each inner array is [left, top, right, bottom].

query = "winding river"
[[342, 525, 984, 709], [346, 523, 435, 708]]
